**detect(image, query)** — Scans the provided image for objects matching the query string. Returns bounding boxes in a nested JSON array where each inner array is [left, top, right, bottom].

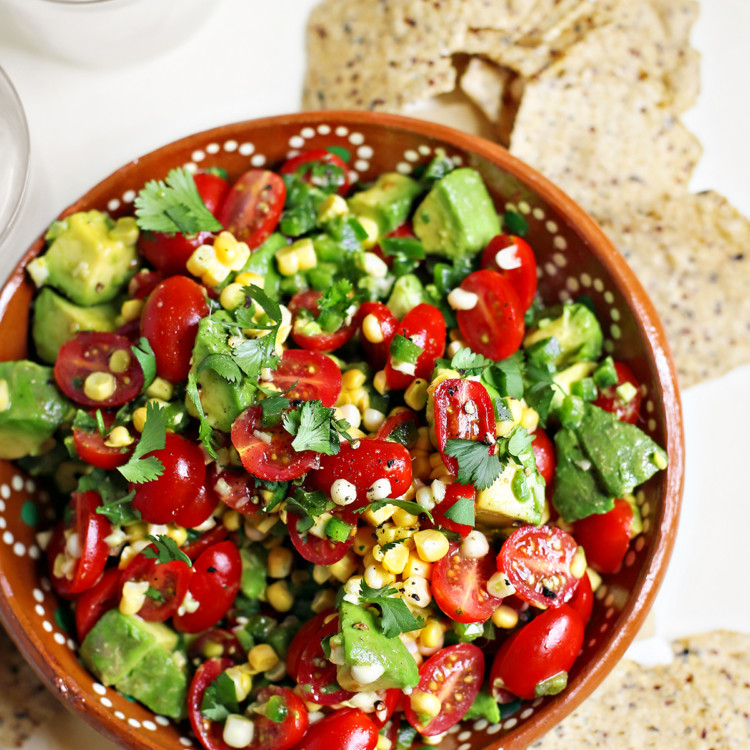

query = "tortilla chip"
[[532, 631, 750, 749], [599, 191, 750, 387], [459, 57, 507, 124]]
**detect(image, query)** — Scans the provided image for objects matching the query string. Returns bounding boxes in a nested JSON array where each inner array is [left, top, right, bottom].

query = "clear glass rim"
[[30, 0, 124, 5]]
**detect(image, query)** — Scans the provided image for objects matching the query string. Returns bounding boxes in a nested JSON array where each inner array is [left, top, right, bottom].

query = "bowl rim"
[[0, 110, 685, 750]]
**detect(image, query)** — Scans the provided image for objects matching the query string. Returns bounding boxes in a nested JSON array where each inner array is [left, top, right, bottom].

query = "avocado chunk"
[[186, 316, 256, 432], [464, 690, 501, 723], [336, 602, 419, 691], [32, 288, 118, 364], [240, 546, 267, 600], [27, 211, 139, 306], [524, 303, 603, 368], [386, 274, 426, 320], [475, 444, 545, 527], [80, 610, 187, 719], [347, 173, 423, 236], [413, 168, 501, 259], [0, 360, 71, 459], [239, 232, 287, 300]]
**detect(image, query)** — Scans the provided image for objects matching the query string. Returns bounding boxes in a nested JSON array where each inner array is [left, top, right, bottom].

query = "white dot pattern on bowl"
[[223, 140, 238, 152], [206, 143, 220, 154], [458, 730, 472, 741], [250, 154, 266, 167], [238, 142, 254, 156], [301, 127, 316, 139], [11, 475, 22, 491], [191, 150, 205, 162]]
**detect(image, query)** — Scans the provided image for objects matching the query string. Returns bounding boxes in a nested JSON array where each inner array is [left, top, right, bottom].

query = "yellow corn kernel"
[[356, 216, 380, 250], [414, 429, 432, 452], [352, 526, 377, 556], [342, 368, 367, 389], [224, 665, 253, 702], [132, 406, 147, 433], [348, 427, 367, 440], [364, 563, 395, 588], [328, 551, 359, 583], [266, 581, 293, 613], [335, 392, 352, 407], [119, 580, 148, 616], [104, 425, 133, 448], [214, 231, 250, 270], [312, 564, 332, 584], [275, 245, 300, 276], [520, 405, 539, 433], [427, 368, 461, 394], [429, 464, 453, 482], [165, 524, 188, 547], [429, 452, 445, 469], [120, 298, 144, 324], [382, 543, 409, 576], [267, 546, 293, 579], [292, 238, 317, 271], [410, 690, 441, 719], [107, 348, 131, 375], [373, 370, 389, 395], [404, 378, 429, 411], [392, 507, 419, 528], [420, 619, 444, 649], [570, 546, 587, 579], [362, 550, 377, 569], [235, 272, 265, 288], [371, 544, 385, 563], [374, 522, 416, 546], [220, 282, 247, 311], [586, 567, 602, 592], [376, 735, 393, 750], [414, 530, 450, 563], [146, 377, 174, 400], [348, 387, 370, 412], [317, 194, 349, 223], [203, 261, 231, 287], [361, 313, 384, 344], [492, 605, 519, 629], [311, 589, 337, 614], [361, 503, 396, 527], [187, 244, 217, 275], [222, 510, 242, 532], [248, 643, 279, 673], [411, 454, 432, 482], [84, 372, 116, 402]]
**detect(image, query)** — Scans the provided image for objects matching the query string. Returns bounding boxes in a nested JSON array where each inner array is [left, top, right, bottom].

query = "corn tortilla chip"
[[459, 57, 507, 124]]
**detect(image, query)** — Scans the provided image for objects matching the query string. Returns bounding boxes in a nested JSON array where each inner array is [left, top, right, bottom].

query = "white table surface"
[[0, 0, 748, 746]]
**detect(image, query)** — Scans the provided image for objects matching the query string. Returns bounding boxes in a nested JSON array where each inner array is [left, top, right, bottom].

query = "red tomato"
[[54, 332, 144, 408], [173, 481, 219, 529], [404, 643, 484, 735], [433, 483, 476, 538], [188, 658, 235, 750], [188, 629, 245, 664], [498, 525, 580, 608], [139, 172, 228, 276], [384, 304, 446, 390], [293, 708, 378, 750], [128, 269, 165, 300], [456, 270, 524, 361], [370, 689, 401, 729], [280, 149, 351, 196], [310, 438, 413, 509], [566, 568, 593, 623], [267, 348, 342, 406], [130, 432, 206, 524], [481, 234, 538, 311], [120, 549, 192, 622], [253, 686, 309, 750], [433, 378, 496, 477], [354, 301, 399, 368], [75, 568, 121, 641], [209, 465, 262, 517], [182, 525, 229, 562], [289, 290, 357, 353], [288, 510, 355, 565], [573, 497, 634, 574], [48, 491, 111, 599], [141, 275, 209, 382], [490, 605, 584, 700], [375, 408, 420, 448], [173, 541, 242, 633], [286, 611, 330, 680], [72, 410, 132, 470], [232, 405, 318, 482], [531, 427, 556, 486], [593, 361, 642, 424], [217, 169, 286, 249]]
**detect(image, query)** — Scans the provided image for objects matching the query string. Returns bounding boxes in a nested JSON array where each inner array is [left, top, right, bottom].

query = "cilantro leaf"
[[358, 581, 425, 638], [356, 499, 433, 523], [77, 468, 141, 525], [285, 487, 330, 533], [283, 400, 352, 455], [200, 672, 239, 723], [234, 285, 283, 330], [502, 209, 529, 237], [450, 347, 493, 376], [96, 489, 139, 525], [135, 167, 223, 235], [482, 352, 525, 400], [117, 401, 167, 483], [142, 534, 191, 566], [381, 539, 407, 553], [185, 368, 218, 459], [316, 279, 357, 316], [72, 409, 98, 433], [442, 495, 475, 527], [197, 352, 242, 383], [524, 359, 558, 427], [444, 438, 504, 491], [131, 337, 157, 393]]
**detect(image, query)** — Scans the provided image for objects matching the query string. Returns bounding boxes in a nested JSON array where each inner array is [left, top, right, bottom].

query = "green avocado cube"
[[524, 303, 603, 368], [348, 173, 423, 236]]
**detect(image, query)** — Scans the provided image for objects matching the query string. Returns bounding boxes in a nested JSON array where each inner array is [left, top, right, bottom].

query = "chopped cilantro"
[[502, 209, 529, 237], [358, 581, 425, 638], [196, 352, 242, 384], [285, 487, 330, 533], [444, 438, 503, 491], [200, 672, 239, 723], [131, 337, 157, 393], [78, 468, 141, 525], [482, 352, 525, 400], [442, 496, 475, 527], [450, 347, 493, 376], [282, 400, 352, 455], [141, 534, 191, 566], [117, 401, 167, 483]]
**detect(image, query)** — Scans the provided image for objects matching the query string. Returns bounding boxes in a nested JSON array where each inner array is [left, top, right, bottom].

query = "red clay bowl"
[[0, 111, 684, 750]]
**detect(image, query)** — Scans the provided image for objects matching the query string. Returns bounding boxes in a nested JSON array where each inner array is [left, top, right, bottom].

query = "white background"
[[0, 0, 748, 745]]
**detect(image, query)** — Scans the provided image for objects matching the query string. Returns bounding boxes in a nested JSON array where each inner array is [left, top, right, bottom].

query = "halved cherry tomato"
[[288, 510, 355, 565], [188, 658, 235, 750], [370, 688, 401, 729], [433, 378, 496, 477], [253, 686, 309, 750], [293, 708, 378, 750], [593, 361, 642, 424], [173, 541, 242, 634], [182, 525, 229, 562], [456, 269, 524, 361], [217, 169, 286, 249], [75, 568, 121, 641], [404, 643, 484, 735], [289, 290, 357, 353], [54, 332, 144, 407], [531, 427, 556, 486], [490, 605, 584, 700], [375, 408, 420, 448], [130, 432, 206, 524], [128, 269, 165, 300], [141, 275, 209, 382], [173, 481, 219, 529], [209, 465, 263, 517], [310, 438, 413, 509], [433, 483, 476, 538], [232, 405, 318, 482], [286, 611, 330, 680], [384, 303, 446, 390], [120, 548, 192, 622], [566, 567, 593, 623], [481, 234, 538, 311], [72, 410, 132, 470], [266, 348, 342, 406], [498, 525, 580, 608], [573, 497, 634, 574], [188, 629, 245, 665], [432, 542, 502, 623], [280, 149, 351, 196], [48, 491, 112, 599], [354, 301, 399, 368]]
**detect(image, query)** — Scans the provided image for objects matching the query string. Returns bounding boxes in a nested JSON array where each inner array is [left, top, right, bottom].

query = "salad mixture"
[[0, 146, 668, 750]]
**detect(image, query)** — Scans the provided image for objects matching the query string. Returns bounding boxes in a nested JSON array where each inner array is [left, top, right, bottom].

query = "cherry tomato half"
[[354, 301, 399, 368], [188, 658, 235, 750], [128, 269, 165, 300], [288, 510, 355, 565], [375, 408, 420, 449], [456, 269, 524, 361], [432, 542, 502, 623], [573, 497, 634, 574], [280, 149, 351, 196], [173, 480, 220, 529], [54, 331, 144, 408], [531, 427, 556, 487], [498, 525, 580, 608], [72, 410, 132, 470], [490, 605, 584, 700], [181, 525, 229, 563], [404, 643, 484, 735], [75, 568, 121, 641], [293, 708, 378, 750], [209, 465, 263, 517], [433, 483, 476, 538], [286, 611, 330, 681], [253, 686, 309, 750], [593, 361, 642, 424], [188, 629, 245, 665], [265, 348, 342, 406], [289, 290, 357, 353], [566, 567, 593, 623], [481, 234, 538, 311]]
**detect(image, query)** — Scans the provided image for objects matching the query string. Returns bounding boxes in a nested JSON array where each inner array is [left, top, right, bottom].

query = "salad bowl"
[[0, 111, 684, 750]]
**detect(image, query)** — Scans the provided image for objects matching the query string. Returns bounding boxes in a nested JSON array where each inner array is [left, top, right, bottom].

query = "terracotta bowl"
[[0, 111, 684, 750]]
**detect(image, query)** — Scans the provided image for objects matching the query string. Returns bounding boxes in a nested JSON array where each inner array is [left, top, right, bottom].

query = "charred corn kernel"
[[275, 245, 300, 276], [373, 369, 389, 395], [84, 372, 116, 402], [120, 298, 144, 323], [376, 735, 393, 750], [214, 231, 251, 270], [220, 282, 247, 311], [328, 551, 359, 583], [312, 564, 332, 584], [248, 643, 279, 673], [374, 522, 416, 546], [145, 377, 174, 401], [382, 544, 410, 575], [132, 406, 148, 433], [119, 580, 149, 616], [492, 605, 519, 629], [410, 690, 442, 719], [361, 313, 385, 344], [359, 251, 388, 278], [104, 426, 133, 448], [362, 503, 396, 527], [356, 216, 380, 250], [414, 530, 450, 563], [570, 546, 587, 579], [404, 378, 429, 411], [108, 348, 131, 374], [335, 403, 361, 429], [292, 238, 317, 271], [342, 368, 367, 389], [586, 567, 602, 592], [317, 194, 349, 223], [363, 408, 386, 433], [393, 507, 419, 528], [487, 571, 516, 598], [311, 588, 337, 613], [266, 581, 293, 613], [225, 665, 253, 702], [222, 510, 242, 532], [412, 454, 432, 482], [235, 271, 265, 288], [420, 620, 444, 649], [352, 526, 377, 556], [403, 575, 431, 607], [268, 546, 293, 578], [223, 714, 255, 748], [364, 563, 395, 588]]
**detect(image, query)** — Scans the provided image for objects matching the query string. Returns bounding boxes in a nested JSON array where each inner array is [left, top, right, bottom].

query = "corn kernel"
[[375, 523, 417, 546], [392, 507, 419, 528], [292, 238, 317, 271], [145, 377, 174, 400], [224, 665, 253, 702], [214, 231, 251, 270], [359, 251, 388, 278], [165, 524, 188, 547], [107, 348, 131, 375], [328, 552, 359, 583], [412, 454, 432, 482], [311, 588, 337, 613], [235, 272, 265, 288], [356, 216, 380, 250], [414, 430, 432, 452], [335, 403, 361, 430], [221, 509, 241, 532], [410, 690, 441, 719], [312, 564, 332, 584], [362, 408, 386, 433], [371, 544, 385, 563], [342, 368, 367, 389], [373, 370, 389, 395], [266, 581, 293, 612], [520, 406, 539, 433], [290, 570, 309, 585], [132, 406, 147, 433], [570, 546, 587, 579], [120, 298, 144, 323], [317, 194, 349, 223], [348, 387, 370, 412], [487, 571, 516, 599], [268, 546, 293, 579], [119, 580, 148, 616], [492, 605, 519, 629], [404, 378, 429, 411], [248, 643, 279, 673], [586, 567, 602, 592], [382, 544, 409, 575], [361, 503, 396, 527], [104, 425, 133, 448], [376, 735, 393, 750], [84, 371, 116, 402], [275, 245, 300, 276], [220, 282, 247, 311], [361, 313, 384, 344], [352, 526, 377, 556], [364, 563, 395, 588], [414, 530, 450, 563], [419, 619, 444, 649]]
